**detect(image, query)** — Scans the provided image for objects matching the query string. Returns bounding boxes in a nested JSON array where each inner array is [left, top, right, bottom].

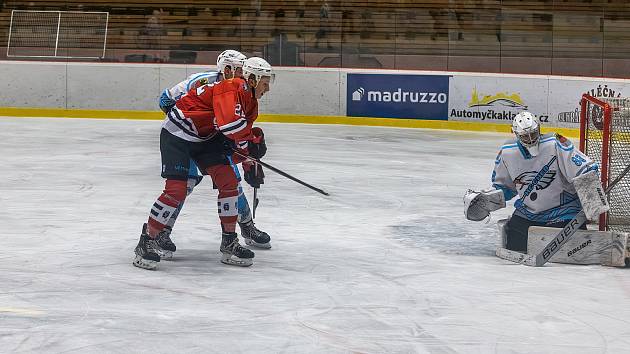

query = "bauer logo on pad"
[[347, 74, 449, 120]]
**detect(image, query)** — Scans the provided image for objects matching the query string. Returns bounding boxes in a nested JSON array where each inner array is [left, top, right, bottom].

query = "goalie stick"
[[498, 163, 630, 267]]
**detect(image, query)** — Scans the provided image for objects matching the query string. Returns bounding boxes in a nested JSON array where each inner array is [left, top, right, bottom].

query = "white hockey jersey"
[[492, 133, 598, 223], [165, 71, 221, 102]]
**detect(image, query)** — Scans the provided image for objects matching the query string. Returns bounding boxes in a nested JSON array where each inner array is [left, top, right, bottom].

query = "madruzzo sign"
[[347, 73, 449, 120]]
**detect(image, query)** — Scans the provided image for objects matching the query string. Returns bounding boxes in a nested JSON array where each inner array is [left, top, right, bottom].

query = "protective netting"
[[7, 10, 58, 57], [582, 96, 630, 233], [57, 12, 108, 58], [8, 10, 108, 58]]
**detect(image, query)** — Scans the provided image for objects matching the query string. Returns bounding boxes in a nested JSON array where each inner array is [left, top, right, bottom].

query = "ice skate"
[[239, 220, 271, 249], [155, 226, 176, 259], [220, 232, 254, 267], [133, 224, 161, 270]]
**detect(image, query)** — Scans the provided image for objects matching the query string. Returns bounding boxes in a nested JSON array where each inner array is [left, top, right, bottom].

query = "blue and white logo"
[[347, 74, 449, 120]]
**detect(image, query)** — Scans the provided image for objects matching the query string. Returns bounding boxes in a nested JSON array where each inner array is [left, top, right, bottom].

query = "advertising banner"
[[548, 79, 630, 128], [448, 75, 550, 125], [347, 73, 449, 120]]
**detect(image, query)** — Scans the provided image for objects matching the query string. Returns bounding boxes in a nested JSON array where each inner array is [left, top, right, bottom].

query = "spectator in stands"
[[144, 9, 166, 37], [143, 8, 166, 50], [429, 8, 449, 41], [315, 0, 332, 49], [251, 0, 262, 17]]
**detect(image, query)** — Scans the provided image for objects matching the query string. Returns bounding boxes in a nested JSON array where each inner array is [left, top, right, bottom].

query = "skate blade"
[[133, 255, 158, 270], [220, 254, 253, 267], [244, 238, 272, 249]]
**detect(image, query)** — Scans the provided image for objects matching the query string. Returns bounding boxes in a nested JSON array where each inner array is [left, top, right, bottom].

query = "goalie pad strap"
[[573, 170, 609, 221]]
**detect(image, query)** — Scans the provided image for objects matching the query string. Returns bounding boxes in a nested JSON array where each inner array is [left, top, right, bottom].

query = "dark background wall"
[[2, 1, 629, 78]]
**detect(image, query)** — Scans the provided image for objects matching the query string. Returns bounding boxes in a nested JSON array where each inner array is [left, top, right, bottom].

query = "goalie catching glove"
[[463, 188, 506, 221]]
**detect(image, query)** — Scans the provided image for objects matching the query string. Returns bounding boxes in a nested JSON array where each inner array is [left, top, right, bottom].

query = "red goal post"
[[579, 94, 630, 232]]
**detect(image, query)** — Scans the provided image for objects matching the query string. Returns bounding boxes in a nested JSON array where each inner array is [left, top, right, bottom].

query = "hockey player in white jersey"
[[464, 111, 603, 253], [148, 49, 272, 260]]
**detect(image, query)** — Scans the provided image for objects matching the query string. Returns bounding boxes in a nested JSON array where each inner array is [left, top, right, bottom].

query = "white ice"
[[1, 117, 629, 354]]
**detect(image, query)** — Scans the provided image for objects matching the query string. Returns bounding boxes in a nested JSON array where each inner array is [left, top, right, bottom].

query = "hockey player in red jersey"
[[133, 57, 274, 270], [154, 50, 272, 260]]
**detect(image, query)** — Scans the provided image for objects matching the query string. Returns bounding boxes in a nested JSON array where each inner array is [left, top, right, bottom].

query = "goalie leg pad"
[[528, 227, 627, 267], [573, 170, 609, 221]]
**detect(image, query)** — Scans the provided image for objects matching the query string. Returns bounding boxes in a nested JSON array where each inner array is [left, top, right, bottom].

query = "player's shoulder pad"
[[212, 77, 240, 94], [500, 137, 519, 150]]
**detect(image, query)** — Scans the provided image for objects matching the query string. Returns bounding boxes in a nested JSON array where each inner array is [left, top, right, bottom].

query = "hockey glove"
[[244, 163, 265, 188], [248, 127, 267, 159], [222, 136, 237, 155], [159, 90, 176, 113]]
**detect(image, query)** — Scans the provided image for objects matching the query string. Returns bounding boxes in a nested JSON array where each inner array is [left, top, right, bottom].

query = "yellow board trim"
[[0, 107, 579, 138]]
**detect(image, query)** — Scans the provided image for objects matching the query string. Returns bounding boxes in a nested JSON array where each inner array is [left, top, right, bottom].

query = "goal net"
[[580, 94, 630, 232], [7, 10, 108, 59]]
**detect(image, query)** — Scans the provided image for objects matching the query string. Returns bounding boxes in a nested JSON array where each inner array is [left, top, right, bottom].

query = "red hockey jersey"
[[162, 77, 258, 146]]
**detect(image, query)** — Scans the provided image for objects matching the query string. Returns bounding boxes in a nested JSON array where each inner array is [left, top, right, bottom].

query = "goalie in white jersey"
[[464, 111, 600, 253]]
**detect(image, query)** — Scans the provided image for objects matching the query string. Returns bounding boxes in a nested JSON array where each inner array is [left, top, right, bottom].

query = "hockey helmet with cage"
[[216, 49, 246, 74], [512, 111, 541, 156], [242, 57, 275, 86]]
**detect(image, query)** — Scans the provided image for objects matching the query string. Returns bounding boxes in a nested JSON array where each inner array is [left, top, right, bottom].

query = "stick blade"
[[496, 247, 540, 267]]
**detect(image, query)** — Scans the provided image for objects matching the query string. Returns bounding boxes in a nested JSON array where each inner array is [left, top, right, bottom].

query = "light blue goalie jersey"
[[492, 133, 599, 223]]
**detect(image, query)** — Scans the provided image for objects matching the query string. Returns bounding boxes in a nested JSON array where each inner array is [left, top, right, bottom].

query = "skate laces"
[[221, 235, 239, 252], [240, 221, 264, 239], [145, 238, 161, 254], [157, 230, 175, 247]]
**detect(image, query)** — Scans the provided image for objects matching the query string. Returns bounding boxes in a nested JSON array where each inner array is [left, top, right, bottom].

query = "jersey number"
[[572, 155, 586, 166], [235, 103, 244, 118]]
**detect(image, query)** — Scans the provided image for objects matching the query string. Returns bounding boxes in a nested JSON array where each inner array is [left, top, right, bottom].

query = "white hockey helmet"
[[242, 57, 275, 86], [216, 49, 246, 74], [512, 111, 541, 156]]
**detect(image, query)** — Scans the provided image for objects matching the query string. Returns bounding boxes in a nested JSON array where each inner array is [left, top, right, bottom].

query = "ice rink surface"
[[1, 117, 630, 354]]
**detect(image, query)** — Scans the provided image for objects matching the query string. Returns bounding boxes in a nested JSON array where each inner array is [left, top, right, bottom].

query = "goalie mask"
[[512, 111, 541, 156]]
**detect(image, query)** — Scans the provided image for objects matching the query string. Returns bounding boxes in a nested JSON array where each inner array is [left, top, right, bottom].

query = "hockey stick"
[[499, 163, 630, 267], [252, 162, 259, 219], [514, 156, 557, 213], [233, 150, 330, 196]]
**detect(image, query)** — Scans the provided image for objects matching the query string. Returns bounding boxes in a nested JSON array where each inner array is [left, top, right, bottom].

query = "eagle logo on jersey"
[[514, 170, 557, 191]]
